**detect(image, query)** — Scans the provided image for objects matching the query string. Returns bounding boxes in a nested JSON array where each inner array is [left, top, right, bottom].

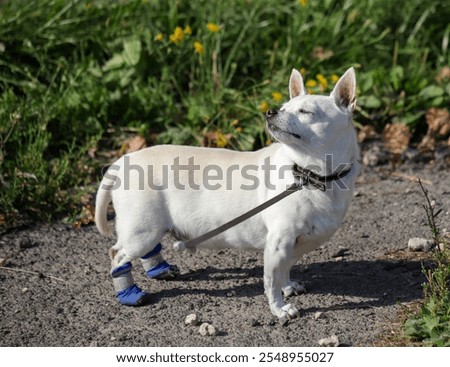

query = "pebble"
[[0, 257, 5, 267], [332, 248, 349, 258], [408, 237, 435, 252], [318, 334, 339, 347], [17, 237, 37, 249], [362, 144, 388, 167], [199, 322, 217, 336], [185, 313, 199, 326], [314, 312, 325, 320]]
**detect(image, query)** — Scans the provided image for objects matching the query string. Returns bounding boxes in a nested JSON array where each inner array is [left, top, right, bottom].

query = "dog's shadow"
[[149, 258, 427, 313]]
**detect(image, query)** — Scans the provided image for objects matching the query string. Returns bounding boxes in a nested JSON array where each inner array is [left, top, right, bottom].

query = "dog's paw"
[[271, 303, 300, 320], [276, 303, 300, 321], [282, 281, 306, 298], [146, 261, 180, 280]]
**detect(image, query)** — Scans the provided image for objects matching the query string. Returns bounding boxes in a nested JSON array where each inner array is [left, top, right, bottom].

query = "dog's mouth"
[[267, 122, 301, 140]]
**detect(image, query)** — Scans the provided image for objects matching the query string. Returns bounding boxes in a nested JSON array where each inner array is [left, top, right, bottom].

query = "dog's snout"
[[266, 109, 278, 118]]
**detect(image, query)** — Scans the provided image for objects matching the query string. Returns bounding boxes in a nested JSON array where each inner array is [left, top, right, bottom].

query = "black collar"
[[292, 164, 352, 191]]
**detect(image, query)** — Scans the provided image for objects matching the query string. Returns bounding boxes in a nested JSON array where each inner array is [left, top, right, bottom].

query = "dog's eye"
[[298, 109, 313, 115]]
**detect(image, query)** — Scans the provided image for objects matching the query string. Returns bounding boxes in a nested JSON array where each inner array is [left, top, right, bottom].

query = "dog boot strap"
[[141, 244, 165, 272], [141, 244, 179, 280]]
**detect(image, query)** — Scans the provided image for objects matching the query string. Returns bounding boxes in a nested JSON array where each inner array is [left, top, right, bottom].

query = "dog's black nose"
[[266, 109, 278, 118]]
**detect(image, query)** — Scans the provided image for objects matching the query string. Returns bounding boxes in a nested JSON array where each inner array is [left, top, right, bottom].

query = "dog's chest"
[[290, 188, 351, 253]]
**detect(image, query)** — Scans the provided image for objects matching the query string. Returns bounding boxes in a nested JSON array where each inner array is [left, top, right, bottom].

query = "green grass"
[[0, 0, 449, 223], [403, 181, 450, 346]]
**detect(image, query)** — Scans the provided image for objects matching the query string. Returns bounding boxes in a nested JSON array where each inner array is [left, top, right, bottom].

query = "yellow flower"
[[316, 73, 328, 90], [207, 22, 220, 33], [259, 101, 269, 113], [154, 33, 164, 41], [235, 127, 242, 133], [169, 26, 184, 45], [271, 92, 283, 102], [184, 25, 192, 35], [298, 0, 308, 7], [193, 41, 204, 55], [307, 89, 314, 95], [230, 119, 239, 126], [331, 74, 339, 83], [305, 79, 317, 88], [216, 131, 228, 148]]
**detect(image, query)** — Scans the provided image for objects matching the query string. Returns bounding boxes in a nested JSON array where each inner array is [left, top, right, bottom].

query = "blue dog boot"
[[141, 244, 180, 280], [111, 262, 150, 306], [117, 284, 151, 306], [146, 260, 180, 280]]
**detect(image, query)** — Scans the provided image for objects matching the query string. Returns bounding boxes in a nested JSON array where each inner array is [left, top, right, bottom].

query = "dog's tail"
[[95, 167, 116, 237]]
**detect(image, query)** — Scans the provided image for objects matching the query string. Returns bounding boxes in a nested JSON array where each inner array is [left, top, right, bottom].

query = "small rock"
[[0, 258, 6, 267], [185, 313, 199, 326], [226, 290, 236, 297], [404, 147, 419, 161], [314, 312, 325, 320], [332, 248, 349, 258], [408, 237, 435, 252], [21, 287, 29, 293], [362, 144, 388, 167], [199, 322, 217, 336], [318, 334, 339, 347], [110, 336, 117, 341], [89, 341, 98, 347], [250, 319, 261, 327], [17, 238, 36, 249], [334, 256, 344, 262]]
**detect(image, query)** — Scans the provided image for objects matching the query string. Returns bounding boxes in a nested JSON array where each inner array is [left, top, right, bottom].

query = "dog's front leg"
[[264, 233, 300, 320]]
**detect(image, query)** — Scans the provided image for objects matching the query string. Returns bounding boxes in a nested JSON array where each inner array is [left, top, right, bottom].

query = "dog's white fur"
[[95, 67, 360, 319]]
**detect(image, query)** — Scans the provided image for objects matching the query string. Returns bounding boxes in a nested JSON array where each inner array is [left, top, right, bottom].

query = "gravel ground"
[[1, 161, 449, 347]]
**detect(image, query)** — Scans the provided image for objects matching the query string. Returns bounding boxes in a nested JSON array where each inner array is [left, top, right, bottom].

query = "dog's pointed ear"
[[289, 68, 306, 99], [331, 67, 357, 111]]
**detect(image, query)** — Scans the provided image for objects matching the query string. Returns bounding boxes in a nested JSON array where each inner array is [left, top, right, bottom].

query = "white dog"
[[95, 67, 360, 320]]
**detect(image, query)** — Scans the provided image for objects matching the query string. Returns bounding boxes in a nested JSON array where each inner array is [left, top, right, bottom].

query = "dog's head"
[[266, 68, 358, 169]]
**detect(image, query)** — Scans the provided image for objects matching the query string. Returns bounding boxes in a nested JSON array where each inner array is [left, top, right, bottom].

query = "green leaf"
[[103, 54, 124, 72], [419, 85, 444, 99], [390, 66, 404, 90], [123, 39, 142, 66], [445, 83, 450, 96], [424, 315, 440, 332], [359, 95, 382, 109], [404, 318, 425, 339]]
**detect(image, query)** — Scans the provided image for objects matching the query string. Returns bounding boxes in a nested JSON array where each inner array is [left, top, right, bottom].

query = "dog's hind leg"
[[109, 245, 151, 306], [140, 243, 179, 280]]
